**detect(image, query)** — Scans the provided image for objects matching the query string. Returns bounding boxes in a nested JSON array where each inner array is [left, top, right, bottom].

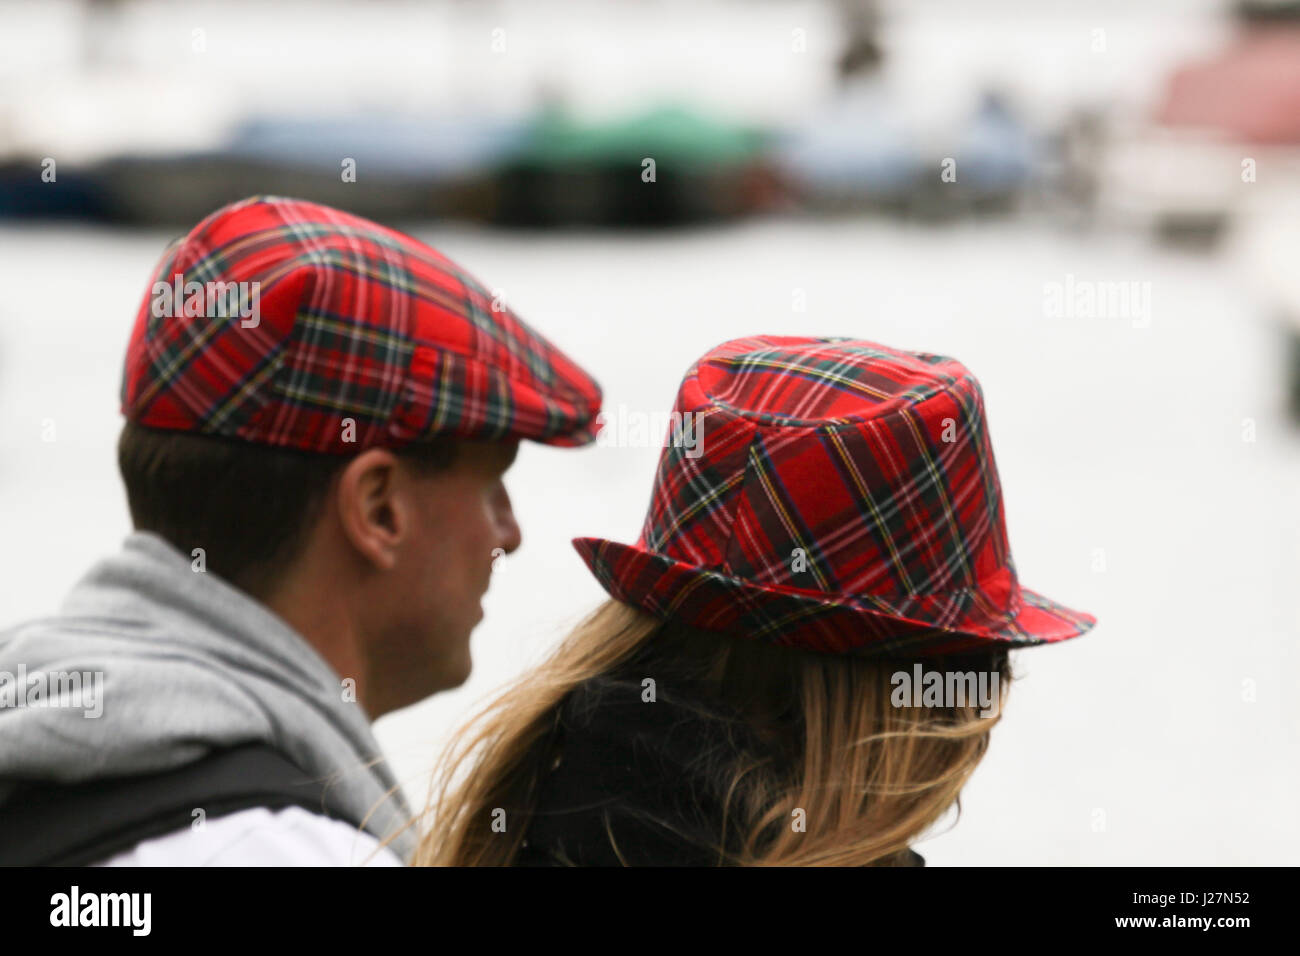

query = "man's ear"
[[335, 448, 408, 571]]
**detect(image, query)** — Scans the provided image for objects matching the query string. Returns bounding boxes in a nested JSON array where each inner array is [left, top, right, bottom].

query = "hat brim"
[[572, 536, 1096, 657]]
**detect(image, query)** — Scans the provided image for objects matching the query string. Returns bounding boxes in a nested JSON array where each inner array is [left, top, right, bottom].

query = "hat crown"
[[639, 336, 1016, 629], [695, 337, 970, 427]]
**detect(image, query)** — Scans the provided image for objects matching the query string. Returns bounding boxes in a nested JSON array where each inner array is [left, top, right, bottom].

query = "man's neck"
[[263, 578, 373, 718]]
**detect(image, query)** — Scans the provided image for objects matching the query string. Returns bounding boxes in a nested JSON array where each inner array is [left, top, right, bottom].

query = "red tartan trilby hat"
[[121, 196, 601, 452], [574, 336, 1095, 656]]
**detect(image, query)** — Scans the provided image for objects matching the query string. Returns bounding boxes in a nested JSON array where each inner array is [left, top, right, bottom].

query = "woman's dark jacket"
[[514, 676, 925, 867]]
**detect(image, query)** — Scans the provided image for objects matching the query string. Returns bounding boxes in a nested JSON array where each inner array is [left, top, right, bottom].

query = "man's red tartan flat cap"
[[121, 196, 602, 452], [574, 336, 1096, 657]]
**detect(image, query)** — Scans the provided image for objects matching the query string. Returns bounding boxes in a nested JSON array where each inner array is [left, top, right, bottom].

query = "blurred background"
[[1, 0, 1297, 864]]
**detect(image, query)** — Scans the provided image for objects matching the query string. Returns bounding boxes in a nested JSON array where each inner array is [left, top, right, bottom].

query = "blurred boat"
[[88, 113, 528, 226], [948, 92, 1038, 208], [224, 114, 527, 180], [1159, 27, 1300, 145], [1100, 24, 1300, 247], [913, 89, 1040, 219], [777, 84, 1038, 219], [491, 104, 774, 227], [0, 160, 109, 219], [774, 77, 924, 214]]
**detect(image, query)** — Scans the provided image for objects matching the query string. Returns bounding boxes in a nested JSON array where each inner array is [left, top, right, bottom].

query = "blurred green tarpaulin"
[[513, 104, 767, 169]]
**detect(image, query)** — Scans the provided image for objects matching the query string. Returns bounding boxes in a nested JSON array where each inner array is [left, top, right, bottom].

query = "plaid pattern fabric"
[[574, 336, 1095, 656], [121, 196, 601, 452]]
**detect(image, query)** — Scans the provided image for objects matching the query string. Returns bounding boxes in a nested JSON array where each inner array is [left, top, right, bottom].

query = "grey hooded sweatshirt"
[[0, 532, 417, 862]]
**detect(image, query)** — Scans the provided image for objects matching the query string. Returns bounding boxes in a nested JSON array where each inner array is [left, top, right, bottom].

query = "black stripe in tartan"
[[127, 198, 601, 452], [817, 426, 918, 598], [407, 354, 566, 442], [275, 243, 561, 396], [643, 434, 747, 553], [139, 237, 280, 394], [895, 358, 964, 404], [924, 380, 1005, 582], [893, 406, 981, 595], [185, 224, 427, 314], [133, 312, 236, 418], [259, 210, 334, 438], [534, 390, 565, 437], [203, 346, 283, 434], [293, 309, 415, 358], [739, 436, 835, 592], [207, 217, 424, 275], [484, 365, 513, 436], [202, 217, 556, 391], [843, 416, 962, 595], [738, 595, 837, 644], [704, 347, 962, 426], [192, 214, 327, 434], [303, 248, 421, 299], [262, 218, 455, 280], [269, 310, 416, 421], [420, 360, 500, 438], [169, 232, 579, 418], [144, 241, 185, 338], [950, 377, 1006, 567], [522, 384, 571, 437], [180, 239, 243, 289]]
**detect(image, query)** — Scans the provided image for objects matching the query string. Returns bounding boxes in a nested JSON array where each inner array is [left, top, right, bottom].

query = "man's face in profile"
[[365, 440, 522, 710]]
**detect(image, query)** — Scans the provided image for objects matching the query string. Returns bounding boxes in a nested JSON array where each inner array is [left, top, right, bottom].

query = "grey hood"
[[0, 532, 417, 862]]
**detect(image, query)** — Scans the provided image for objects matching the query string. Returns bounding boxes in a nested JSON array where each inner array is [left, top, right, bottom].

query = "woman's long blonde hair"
[[416, 598, 1012, 866]]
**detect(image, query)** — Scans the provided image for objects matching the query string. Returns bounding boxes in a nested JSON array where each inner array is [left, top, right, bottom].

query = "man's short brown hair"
[[117, 422, 457, 599]]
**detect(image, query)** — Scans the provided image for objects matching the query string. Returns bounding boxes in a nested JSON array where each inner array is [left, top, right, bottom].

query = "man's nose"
[[496, 490, 522, 556]]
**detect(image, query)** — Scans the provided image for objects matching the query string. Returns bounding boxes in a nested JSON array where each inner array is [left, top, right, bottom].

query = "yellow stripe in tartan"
[[297, 312, 411, 354], [747, 444, 832, 592], [824, 427, 916, 596], [427, 348, 453, 435], [268, 382, 390, 417]]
